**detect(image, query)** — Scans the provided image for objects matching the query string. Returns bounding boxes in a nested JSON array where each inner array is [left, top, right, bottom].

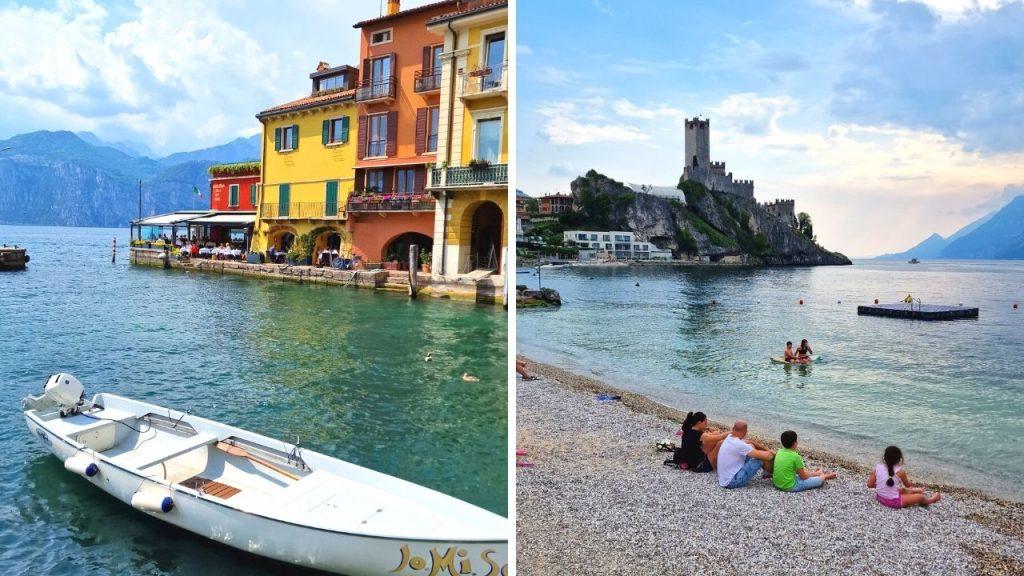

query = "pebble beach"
[[516, 358, 1024, 575]]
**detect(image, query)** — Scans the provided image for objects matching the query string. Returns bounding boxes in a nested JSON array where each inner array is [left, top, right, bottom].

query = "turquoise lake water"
[[0, 225, 507, 575], [518, 261, 1024, 499]]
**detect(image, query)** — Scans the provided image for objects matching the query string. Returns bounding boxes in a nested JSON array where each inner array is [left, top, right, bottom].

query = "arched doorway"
[[468, 201, 502, 272], [383, 232, 432, 271], [269, 231, 295, 252]]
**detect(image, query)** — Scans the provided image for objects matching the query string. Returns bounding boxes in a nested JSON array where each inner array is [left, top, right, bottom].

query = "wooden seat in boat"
[[180, 476, 241, 499]]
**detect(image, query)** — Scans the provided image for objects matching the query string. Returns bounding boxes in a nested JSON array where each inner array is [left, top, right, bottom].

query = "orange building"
[[347, 0, 456, 269], [539, 193, 573, 215]]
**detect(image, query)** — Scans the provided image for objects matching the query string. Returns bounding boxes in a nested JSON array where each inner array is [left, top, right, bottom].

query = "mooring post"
[[163, 244, 170, 269], [408, 244, 420, 299], [111, 237, 117, 264]]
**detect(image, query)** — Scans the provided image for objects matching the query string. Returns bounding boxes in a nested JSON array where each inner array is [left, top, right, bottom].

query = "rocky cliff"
[[568, 170, 850, 266]]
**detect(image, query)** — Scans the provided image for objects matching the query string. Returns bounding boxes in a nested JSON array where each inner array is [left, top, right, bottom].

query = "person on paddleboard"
[[797, 339, 813, 360], [784, 341, 810, 364]]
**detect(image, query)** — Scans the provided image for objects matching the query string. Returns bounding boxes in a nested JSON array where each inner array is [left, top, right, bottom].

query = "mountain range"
[[875, 194, 1024, 260], [0, 130, 260, 228]]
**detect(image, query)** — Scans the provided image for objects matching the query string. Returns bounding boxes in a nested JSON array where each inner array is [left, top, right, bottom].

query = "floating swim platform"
[[857, 303, 978, 320]]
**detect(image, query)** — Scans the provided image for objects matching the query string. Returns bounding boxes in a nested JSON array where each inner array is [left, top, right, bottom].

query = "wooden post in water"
[[111, 237, 117, 264], [408, 244, 420, 299]]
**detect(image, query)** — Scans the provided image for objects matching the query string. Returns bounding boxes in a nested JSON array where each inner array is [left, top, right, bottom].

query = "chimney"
[[316, 61, 330, 72], [387, 0, 400, 15]]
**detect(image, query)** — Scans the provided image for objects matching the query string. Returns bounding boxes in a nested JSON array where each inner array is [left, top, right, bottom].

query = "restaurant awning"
[[186, 212, 257, 226], [131, 211, 211, 226]]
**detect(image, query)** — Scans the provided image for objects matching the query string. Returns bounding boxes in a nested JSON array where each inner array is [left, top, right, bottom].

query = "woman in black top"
[[676, 411, 728, 472]]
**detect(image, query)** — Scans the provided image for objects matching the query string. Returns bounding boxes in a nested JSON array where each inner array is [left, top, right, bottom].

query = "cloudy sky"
[[0, 0, 437, 154], [518, 0, 1024, 257]]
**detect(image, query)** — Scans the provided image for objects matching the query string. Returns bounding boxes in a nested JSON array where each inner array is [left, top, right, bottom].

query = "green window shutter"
[[229, 184, 239, 207], [341, 116, 350, 143], [279, 184, 290, 216], [274, 127, 281, 151], [250, 184, 257, 207], [325, 181, 339, 216], [322, 119, 330, 145], [292, 124, 299, 150]]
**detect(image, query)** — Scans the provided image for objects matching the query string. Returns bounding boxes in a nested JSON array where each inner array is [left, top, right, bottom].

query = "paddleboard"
[[770, 355, 819, 366]]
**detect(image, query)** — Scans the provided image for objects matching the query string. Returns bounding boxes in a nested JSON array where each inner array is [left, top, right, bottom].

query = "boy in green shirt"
[[773, 430, 836, 492]]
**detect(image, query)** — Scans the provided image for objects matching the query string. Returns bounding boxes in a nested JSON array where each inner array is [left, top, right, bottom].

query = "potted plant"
[[468, 158, 492, 169], [419, 250, 432, 273]]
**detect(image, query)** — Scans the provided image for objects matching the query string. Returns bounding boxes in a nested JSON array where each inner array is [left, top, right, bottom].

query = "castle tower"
[[684, 117, 710, 170]]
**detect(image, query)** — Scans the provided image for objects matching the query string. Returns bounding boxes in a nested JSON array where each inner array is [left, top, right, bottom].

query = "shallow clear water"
[[0, 225, 507, 575], [517, 261, 1024, 499]]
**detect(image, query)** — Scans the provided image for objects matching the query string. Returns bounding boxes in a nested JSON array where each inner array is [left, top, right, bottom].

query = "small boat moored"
[[23, 374, 507, 576]]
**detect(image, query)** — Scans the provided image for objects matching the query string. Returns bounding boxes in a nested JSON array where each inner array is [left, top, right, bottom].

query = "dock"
[[857, 303, 979, 320]]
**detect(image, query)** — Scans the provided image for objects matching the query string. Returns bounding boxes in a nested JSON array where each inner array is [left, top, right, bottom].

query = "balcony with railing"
[[414, 68, 441, 93], [460, 63, 507, 100], [346, 193, 436, 213], [260, 202, 344, 219], [430, 163, 508, 189], [355, 76, 396, 103]]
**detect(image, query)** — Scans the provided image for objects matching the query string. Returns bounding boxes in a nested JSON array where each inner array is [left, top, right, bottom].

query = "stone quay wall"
[[129, 248, 504, 305]]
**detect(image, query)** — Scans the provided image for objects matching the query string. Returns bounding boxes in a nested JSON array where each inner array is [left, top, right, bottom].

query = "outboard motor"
[[44, 373, 85, 416]]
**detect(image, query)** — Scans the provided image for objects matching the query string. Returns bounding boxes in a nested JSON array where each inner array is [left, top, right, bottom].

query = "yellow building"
[[250, 63, 360, 261], [426, 1, 508, 280]]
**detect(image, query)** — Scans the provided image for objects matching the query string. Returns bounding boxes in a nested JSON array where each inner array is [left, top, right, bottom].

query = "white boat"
[[23, 374, 508, 576]]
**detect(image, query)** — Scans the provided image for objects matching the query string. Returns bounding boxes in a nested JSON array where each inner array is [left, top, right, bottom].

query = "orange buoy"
[[799, 299, 804, 305], [874, 298, 879, 304]]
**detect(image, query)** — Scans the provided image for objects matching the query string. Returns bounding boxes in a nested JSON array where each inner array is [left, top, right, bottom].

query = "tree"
[[797, 212, 815, 242]]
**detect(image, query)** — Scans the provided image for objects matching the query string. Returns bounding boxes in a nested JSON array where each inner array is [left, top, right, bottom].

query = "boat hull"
[[24, 408, 506, 576]]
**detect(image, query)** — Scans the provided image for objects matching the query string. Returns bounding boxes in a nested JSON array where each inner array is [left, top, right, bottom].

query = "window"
[[577, 234, 587, 240], [590, 234, 597, 240], [367, 55, 393, 99], [426, 107, 439, 153], [366, 170, 385, 193], [475, 117, 501, 163], [602, 234, 610, 241], [370, 28, 392, 45], [482, 31, 506, 90], [279, 125, 297, 151], [430, 44, 443, 71], [367, 114, 387, 157], [327, 117, 349, 144], [396, 168, 416, 194], [318, 74, 346, 92], [228, 184, 239, 208], [249, 184, 258, 207]]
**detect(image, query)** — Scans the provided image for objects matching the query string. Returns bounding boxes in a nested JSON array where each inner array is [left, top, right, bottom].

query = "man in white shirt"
[[716, 420, 775, 489]]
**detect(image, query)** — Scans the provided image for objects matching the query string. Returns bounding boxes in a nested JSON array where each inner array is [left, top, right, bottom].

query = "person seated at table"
[[190, 243, 199, 257]]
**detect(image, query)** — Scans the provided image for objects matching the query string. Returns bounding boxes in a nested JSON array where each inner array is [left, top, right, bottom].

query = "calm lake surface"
[[0, 225, 507, 575], [518, 260, 1024, 499]]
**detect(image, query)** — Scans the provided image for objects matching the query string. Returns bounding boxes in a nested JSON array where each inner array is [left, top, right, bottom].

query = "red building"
[[539, 193, 572, 215], [209, 162, 261, 211]]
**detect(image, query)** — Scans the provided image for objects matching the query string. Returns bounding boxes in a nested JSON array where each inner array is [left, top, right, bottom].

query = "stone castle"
[[681, 117, 796, 224]]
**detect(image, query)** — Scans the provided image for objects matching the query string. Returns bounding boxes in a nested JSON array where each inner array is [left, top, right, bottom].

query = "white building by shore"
[[563, 230, 672, 261]]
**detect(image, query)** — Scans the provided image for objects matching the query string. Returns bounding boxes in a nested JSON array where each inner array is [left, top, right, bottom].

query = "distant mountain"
[[875, 195, 1024, 260], [157, 135, 260, 166], [76, 131, 154, 158], [0, 130, 261, 227], [942, 195, 1024, 259], [875, 232, 949, 260]]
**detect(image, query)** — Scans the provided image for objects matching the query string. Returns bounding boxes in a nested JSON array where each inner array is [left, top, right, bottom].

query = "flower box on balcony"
[[468, 67, 492, 77]]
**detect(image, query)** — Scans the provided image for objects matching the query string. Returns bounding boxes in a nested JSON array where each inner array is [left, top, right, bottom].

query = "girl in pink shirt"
[[867, 446, 942, 508]]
